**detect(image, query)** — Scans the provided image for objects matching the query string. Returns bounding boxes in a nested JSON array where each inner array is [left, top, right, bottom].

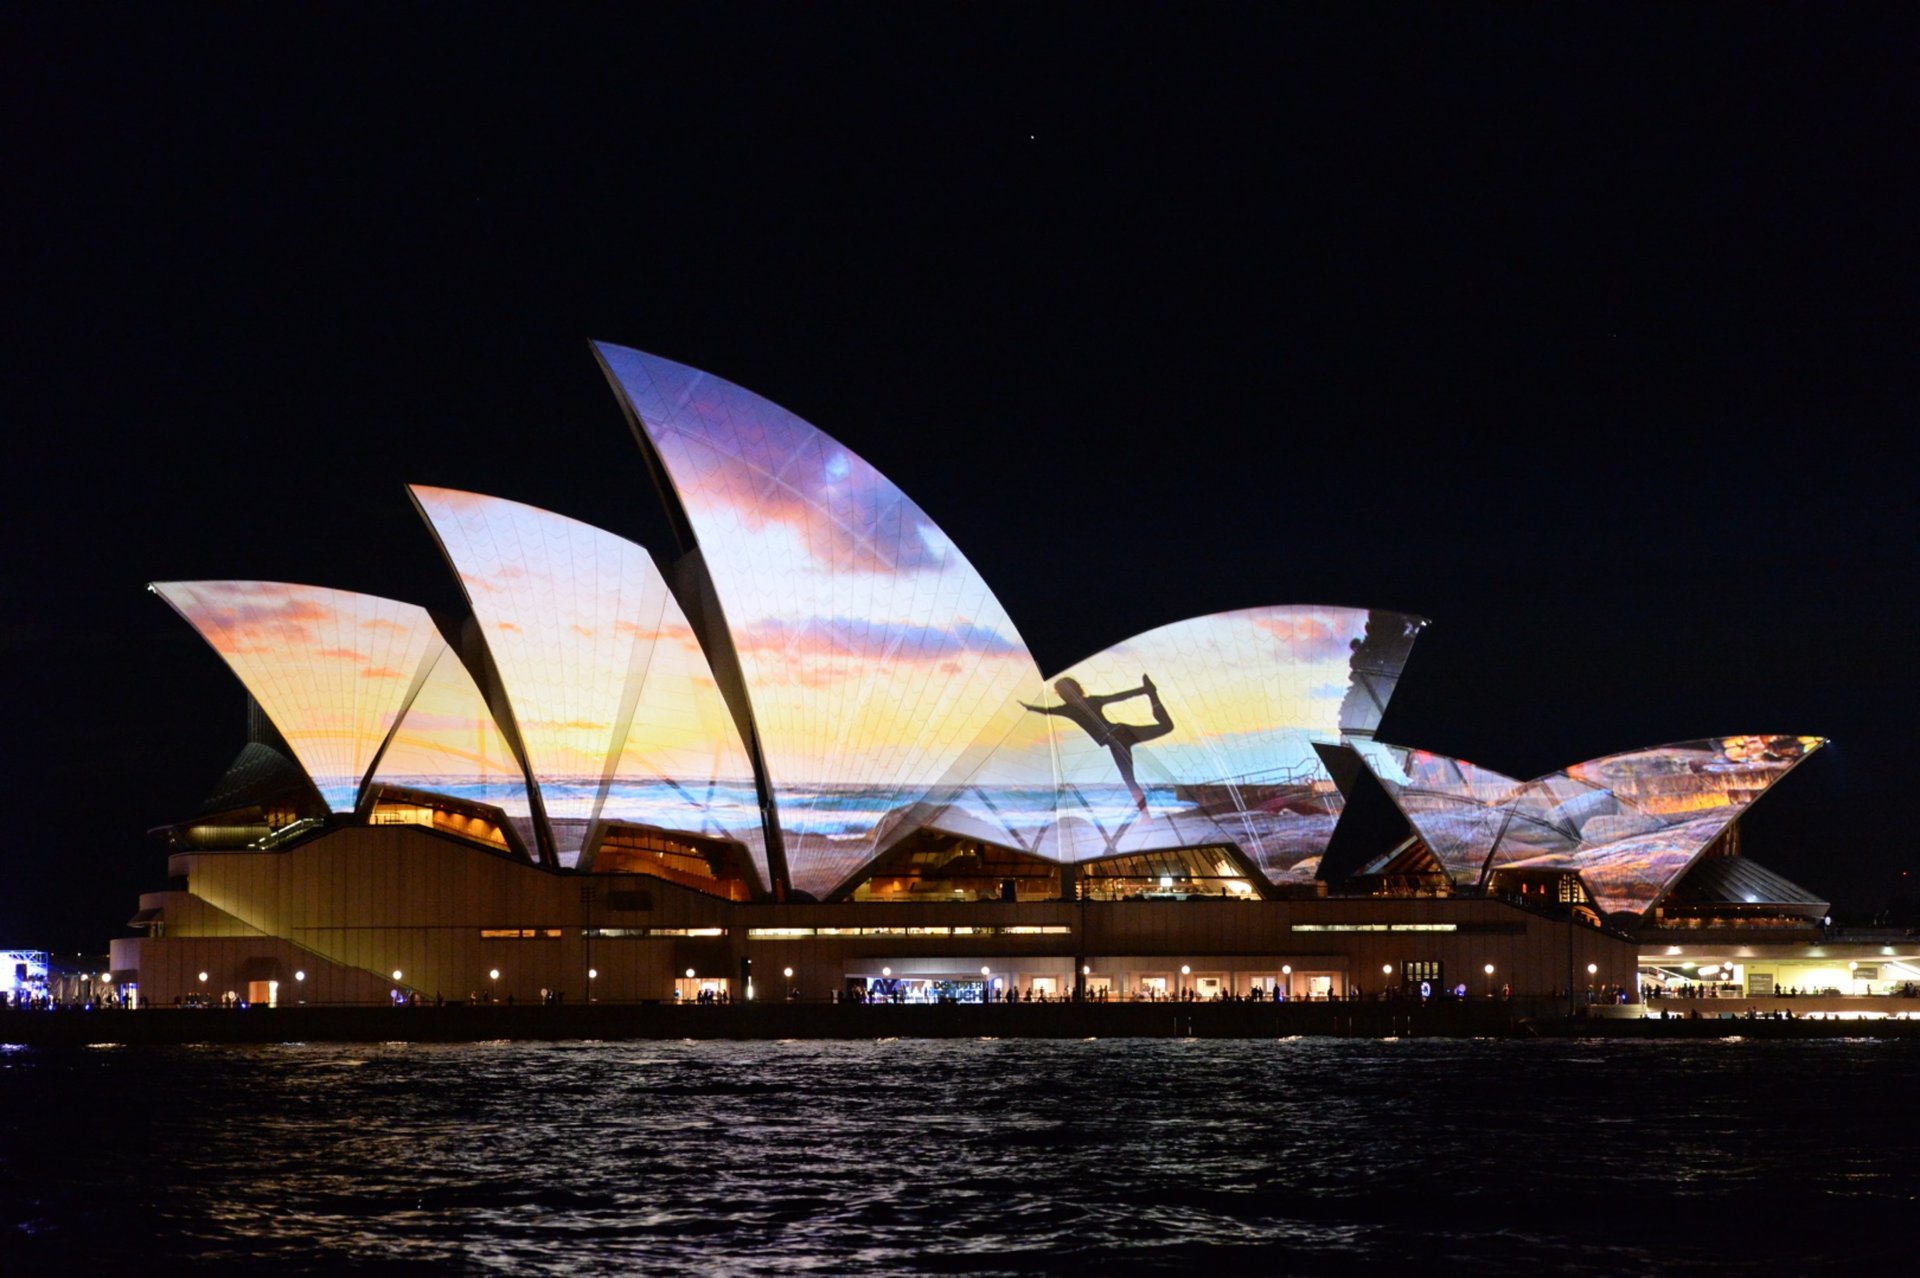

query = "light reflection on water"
[[2, 1038, 1914, 1274]]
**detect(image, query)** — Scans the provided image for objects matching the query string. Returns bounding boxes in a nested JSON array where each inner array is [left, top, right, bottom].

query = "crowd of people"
[[1, 990, 128, 1011]]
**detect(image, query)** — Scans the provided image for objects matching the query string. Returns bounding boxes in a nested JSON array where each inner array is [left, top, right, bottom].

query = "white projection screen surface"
[[921, 607, 1426, 886], [597, 344, 1043, 896], [152, 581, 444, 811], [1354, 736, 1825, 914], [411, 486, 767, 883]]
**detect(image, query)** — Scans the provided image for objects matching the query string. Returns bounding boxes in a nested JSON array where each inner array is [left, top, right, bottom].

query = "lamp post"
[[1180, 964, 1191, 1000], [580, 882, 596, 1005], [1567, 904, 1575, 1015], [1281, 963, 1292, 1001], [1484, 963, 1495, 999]]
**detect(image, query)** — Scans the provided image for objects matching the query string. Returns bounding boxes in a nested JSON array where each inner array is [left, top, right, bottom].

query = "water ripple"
[[1, 1038, 1914, 1273]]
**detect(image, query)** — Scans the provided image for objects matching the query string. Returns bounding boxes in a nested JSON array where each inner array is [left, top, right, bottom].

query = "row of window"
[[485, 922, 1514, 939], [1289, 922, 1527, 935], [1291, 923, 1459, 933], [481, 927, 727, 939], [746, 925, 1074, 939], [479, 925, 1078, 940]]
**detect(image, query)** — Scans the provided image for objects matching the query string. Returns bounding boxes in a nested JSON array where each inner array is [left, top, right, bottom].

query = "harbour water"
[[3, 1037, 1914, 1273]]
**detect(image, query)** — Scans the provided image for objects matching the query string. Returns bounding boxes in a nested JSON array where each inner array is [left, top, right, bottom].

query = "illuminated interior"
[[843, 831, 1061, 902], [366, 785, 519, 855], [1078, 845, 1262, 902], [367, 644, 532, 830], [586, 823, 757, 901], [154, 737, 328, 851]]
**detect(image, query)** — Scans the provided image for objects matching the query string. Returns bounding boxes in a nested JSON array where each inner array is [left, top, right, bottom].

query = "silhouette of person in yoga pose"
[[1022, 674, 1174, 813]]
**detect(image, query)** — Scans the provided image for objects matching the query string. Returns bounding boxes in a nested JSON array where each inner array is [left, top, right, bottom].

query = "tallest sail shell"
[[596, 343, 1043, 896]]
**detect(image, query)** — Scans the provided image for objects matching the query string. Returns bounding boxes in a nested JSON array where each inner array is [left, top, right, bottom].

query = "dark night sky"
[[5, 8, 1916, 949]]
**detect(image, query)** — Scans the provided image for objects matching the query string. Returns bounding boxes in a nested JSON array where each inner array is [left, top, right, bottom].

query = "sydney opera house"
[[109, 344, 1831, 1010]]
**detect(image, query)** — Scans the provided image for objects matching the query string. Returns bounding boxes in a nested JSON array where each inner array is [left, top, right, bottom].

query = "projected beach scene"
[[597, 343, 1047, 893], [910, 606, 1426, 886], [152, 581, 445, 811], [410, 485, 770, 882], [368, 644, 532, 816], [148, 347, 1819, 923]]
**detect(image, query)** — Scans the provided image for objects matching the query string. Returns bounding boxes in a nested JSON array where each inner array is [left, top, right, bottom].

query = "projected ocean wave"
[[384, 777, 1188, 839], [380, 776, 1335, 887]]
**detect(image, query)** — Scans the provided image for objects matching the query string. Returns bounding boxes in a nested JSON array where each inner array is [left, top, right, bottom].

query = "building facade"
[[109, 346, 1826, 1010]]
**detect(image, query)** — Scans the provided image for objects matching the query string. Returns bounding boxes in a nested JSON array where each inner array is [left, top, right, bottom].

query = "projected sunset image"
[[916, 606, 1424, 885]]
